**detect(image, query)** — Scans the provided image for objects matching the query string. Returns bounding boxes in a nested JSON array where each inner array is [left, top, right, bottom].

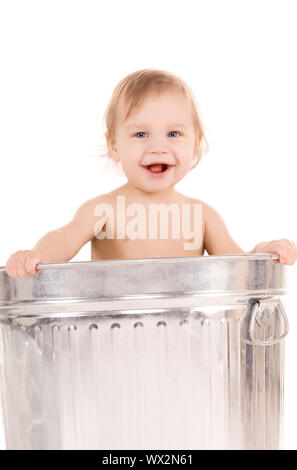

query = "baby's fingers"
[[275, 239, 297, 265], [270, 239, 297, 265], [5, 251, 41, 278], [14, 253, 34, 277], [5, 251, 23, 277], [24, 255, 41, 274], [285, 240, 297, 265]]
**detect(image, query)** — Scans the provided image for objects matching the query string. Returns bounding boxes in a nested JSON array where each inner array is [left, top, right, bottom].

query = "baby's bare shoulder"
[[173, 190, 203, 205], [73, 192, 115, 222], [191, 199, 223, 229], [175, 193, 206, 212], [183, 195, 204, 205], [72, 192, 116, 240]]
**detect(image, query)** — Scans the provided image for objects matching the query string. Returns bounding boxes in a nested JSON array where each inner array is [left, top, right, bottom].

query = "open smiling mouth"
[[142, 163, 174, 177]]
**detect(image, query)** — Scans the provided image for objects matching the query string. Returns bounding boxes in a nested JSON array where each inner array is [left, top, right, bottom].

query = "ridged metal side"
[[0, 303, 284, 449]]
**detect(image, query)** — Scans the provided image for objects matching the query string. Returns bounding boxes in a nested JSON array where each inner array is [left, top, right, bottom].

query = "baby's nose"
[[147, 142, 170, 154], [146, 136, 170, 152]]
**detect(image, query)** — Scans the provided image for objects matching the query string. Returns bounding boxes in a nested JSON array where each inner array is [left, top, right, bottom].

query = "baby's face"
[[109, 91, 198, 194]]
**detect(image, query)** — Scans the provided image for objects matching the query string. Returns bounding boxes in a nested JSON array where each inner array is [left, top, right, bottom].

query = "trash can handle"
[[249, 300, 289, 346]]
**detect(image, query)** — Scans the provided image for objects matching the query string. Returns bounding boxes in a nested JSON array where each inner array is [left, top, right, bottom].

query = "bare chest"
[[91, 201, 205, 260]]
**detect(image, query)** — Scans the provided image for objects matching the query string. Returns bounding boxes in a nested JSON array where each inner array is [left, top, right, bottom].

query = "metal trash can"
[[0, 254, 288, 450]]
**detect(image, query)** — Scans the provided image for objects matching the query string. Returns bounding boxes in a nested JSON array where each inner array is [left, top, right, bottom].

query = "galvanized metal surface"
[[0, 254, 288, 449]]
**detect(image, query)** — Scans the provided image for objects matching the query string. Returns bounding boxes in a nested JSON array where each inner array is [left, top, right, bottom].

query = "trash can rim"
[[0, 252, 279, 273]]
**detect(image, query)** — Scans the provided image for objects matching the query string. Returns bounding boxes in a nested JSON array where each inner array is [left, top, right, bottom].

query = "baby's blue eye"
[[135, 131, 180, 138]]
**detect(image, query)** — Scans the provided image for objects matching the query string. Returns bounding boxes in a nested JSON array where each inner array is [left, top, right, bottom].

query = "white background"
[[0, 0, 296, 450]]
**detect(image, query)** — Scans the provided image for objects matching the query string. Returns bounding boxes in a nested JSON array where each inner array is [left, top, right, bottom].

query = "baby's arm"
[[203, 202, 297, 265], [203, 202, 247, 255], [32, 200, 98, 263], [5, 197, 107, 277]]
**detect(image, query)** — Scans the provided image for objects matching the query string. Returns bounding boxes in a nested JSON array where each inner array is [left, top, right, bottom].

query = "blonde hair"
[[100, 68, 209, 171]]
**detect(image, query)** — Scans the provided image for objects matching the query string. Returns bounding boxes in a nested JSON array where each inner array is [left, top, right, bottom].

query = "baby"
[[5, 69, 297, 278]]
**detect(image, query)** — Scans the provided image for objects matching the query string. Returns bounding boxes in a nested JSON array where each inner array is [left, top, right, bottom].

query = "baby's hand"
[[254, 239, 297, 265], [5, 250, 42, 278]]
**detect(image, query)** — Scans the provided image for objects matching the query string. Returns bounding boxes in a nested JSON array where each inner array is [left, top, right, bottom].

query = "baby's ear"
[[192, 135, 203, 167], [105, 132, 118, 161], [190, 156, 199, 170]]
